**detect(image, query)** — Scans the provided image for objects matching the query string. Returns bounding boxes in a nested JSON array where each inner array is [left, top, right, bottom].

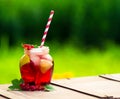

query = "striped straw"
[[40, 10, 54, 47]]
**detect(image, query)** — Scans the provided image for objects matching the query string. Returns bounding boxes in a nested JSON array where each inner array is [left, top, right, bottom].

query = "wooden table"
[[0, 74, 120, 99]]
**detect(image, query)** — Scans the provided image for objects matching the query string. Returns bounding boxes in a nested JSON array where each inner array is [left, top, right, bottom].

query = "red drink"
[[19, 44, 54, 91]]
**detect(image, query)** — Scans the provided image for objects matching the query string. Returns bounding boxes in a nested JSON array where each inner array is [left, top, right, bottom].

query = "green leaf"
[[44, 84, 54, 92], [19, 79, 24, 83], [8, 79, 23, 90], [34, 44, 38, 48], [12, 79, 19, 85], [8, 86, 15, 90]]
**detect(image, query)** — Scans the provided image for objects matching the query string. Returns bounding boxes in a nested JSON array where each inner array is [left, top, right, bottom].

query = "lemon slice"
[[40, 59, 52, 73], [20, 54, 30, 67]]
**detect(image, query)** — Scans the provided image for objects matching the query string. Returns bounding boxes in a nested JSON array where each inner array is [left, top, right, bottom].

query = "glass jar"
[[19, 44, 54, 90]]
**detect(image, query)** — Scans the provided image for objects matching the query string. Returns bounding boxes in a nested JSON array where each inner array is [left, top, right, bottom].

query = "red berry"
[[22, 44, 34, 50], [20, 82, 45, 91], [29, 85, 36, 91]]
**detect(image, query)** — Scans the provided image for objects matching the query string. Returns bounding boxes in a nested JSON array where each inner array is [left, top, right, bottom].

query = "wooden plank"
[[99, 74, 120, 82], [52, 76, 120, 98], [1, 74, 120, 99], [0, 88, 26, 99], [0, 84, 96, 99]]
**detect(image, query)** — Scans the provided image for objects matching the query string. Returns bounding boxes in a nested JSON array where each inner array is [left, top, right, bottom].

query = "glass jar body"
[[19, 47, 54, 90]]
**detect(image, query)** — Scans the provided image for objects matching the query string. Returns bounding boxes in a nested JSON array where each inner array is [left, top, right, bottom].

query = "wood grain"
[[0, 74, 120, 99], [0, 84, 95, 99]]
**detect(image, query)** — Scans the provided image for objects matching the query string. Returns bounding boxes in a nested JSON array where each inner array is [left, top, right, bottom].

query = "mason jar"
[[19, 44, 54, 90]]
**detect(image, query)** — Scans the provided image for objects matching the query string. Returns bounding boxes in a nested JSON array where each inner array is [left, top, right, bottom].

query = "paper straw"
[[40, 10, 54, 47]]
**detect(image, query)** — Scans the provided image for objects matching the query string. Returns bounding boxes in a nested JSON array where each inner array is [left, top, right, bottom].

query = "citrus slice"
[[20, 54, 30, 67], [40, 59, 52, 73]]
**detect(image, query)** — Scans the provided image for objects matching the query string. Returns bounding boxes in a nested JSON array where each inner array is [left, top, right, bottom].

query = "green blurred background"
[[0, 0, 120, 84]]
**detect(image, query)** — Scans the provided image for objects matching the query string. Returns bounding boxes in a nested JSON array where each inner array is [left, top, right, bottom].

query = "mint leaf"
[[8, 79, 23, 90], [19, 79, 24, 83], [44, 84, 54, 91], [8, 86, 15, 90], [34, 44, 38, 48], [12, 79, 19, 86]]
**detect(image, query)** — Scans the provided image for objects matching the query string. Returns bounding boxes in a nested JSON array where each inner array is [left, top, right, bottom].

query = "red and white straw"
[[40, 10, 54, 47]]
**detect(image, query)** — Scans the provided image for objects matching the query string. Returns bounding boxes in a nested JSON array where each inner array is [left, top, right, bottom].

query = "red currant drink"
[[19, 44, 54, 91]]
